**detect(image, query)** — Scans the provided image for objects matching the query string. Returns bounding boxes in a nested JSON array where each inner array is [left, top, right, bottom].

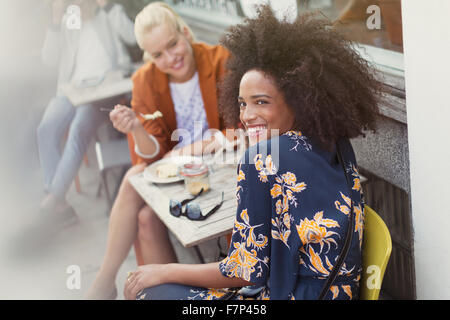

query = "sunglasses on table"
[[169, 189, 224, 221]]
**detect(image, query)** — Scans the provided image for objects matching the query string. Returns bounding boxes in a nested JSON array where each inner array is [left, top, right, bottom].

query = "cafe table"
[[128, 156, 241, 263], [60, 70, 133, 107]]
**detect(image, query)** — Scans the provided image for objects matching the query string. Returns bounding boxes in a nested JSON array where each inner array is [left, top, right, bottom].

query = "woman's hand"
[[123, 264, 168, 300], [110, 104, 141, 134]]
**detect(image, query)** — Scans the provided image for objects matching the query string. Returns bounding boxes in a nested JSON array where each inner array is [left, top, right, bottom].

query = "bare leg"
[[85, 164, 146, 299], [137, 206, 178, 264]]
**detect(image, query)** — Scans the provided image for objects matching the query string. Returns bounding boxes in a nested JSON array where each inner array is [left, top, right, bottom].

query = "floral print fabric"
[[219, 131, 364, 300]]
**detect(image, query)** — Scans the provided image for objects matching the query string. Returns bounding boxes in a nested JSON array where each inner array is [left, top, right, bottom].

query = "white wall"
[[403, 0, 450, 299]]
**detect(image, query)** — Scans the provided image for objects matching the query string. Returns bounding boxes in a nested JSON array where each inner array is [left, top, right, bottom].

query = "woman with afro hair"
[[125, 4, 382, 300]]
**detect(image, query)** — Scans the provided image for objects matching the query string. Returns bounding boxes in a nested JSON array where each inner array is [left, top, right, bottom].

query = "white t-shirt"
[[169, 72, 210, 148], [134, 72, 213, 159], [71, 20, 112, 87]]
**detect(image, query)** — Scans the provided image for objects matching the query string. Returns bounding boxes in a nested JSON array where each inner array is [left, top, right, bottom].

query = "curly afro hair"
[[219, 5, 383, 150]]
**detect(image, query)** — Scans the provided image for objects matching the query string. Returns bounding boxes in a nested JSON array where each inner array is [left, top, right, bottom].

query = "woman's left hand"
[[123, 264, 168, 300]]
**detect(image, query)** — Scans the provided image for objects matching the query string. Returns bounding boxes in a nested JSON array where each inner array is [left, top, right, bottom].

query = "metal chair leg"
[[83, 154, 89, 167], [96, 180, 102, 197], [100, 170, 113, 213], [75, 174, 81, 193]]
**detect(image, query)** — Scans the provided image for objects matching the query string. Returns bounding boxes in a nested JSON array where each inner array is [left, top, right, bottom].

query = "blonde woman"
[[85, 2, 230, 299]]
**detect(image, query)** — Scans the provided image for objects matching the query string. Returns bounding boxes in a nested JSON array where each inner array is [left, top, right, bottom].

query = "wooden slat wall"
[[361, 169, 416, 299]]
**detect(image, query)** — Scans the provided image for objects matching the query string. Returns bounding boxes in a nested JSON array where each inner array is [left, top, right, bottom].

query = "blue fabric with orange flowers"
[[137, 131, 364, 300]]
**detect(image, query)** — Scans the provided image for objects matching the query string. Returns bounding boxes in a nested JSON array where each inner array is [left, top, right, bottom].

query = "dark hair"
[[219, 5, 383, 150]]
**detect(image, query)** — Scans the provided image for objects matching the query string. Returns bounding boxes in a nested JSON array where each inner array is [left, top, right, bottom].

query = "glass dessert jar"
[[179, 162, 211, 195]]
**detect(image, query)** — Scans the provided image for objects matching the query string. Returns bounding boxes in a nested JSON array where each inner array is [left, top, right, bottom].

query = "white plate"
[[143, 156, 204, 184]]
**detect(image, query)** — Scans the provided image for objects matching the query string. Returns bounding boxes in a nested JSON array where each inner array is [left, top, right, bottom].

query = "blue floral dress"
[[137, 131, 364, 300]]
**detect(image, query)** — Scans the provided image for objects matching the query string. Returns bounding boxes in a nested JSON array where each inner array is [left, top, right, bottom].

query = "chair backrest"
[[360, 205, 392, 300]]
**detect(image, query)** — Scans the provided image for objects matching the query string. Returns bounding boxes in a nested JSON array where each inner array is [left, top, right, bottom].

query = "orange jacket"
[[128, 42, 230, 165]]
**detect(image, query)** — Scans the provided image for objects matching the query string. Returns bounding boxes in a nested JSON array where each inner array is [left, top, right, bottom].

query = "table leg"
[[193, 245, 205, 264]]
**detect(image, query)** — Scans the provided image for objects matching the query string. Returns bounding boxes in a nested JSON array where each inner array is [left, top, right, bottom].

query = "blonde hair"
[[135, 2, 195, 61]]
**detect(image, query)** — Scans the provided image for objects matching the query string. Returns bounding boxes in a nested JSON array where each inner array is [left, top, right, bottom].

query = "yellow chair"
[[360, 205, 392, 300]]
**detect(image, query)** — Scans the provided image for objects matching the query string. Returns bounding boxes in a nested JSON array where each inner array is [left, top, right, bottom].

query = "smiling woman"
[[134, 2, 197, 83], [140, 23, 196, 83], [238, 70, 295, 146]]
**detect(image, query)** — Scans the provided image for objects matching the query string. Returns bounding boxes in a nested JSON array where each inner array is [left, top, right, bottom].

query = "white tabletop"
[[129, 162, 238, 248], [60, 70, 132, 107]]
